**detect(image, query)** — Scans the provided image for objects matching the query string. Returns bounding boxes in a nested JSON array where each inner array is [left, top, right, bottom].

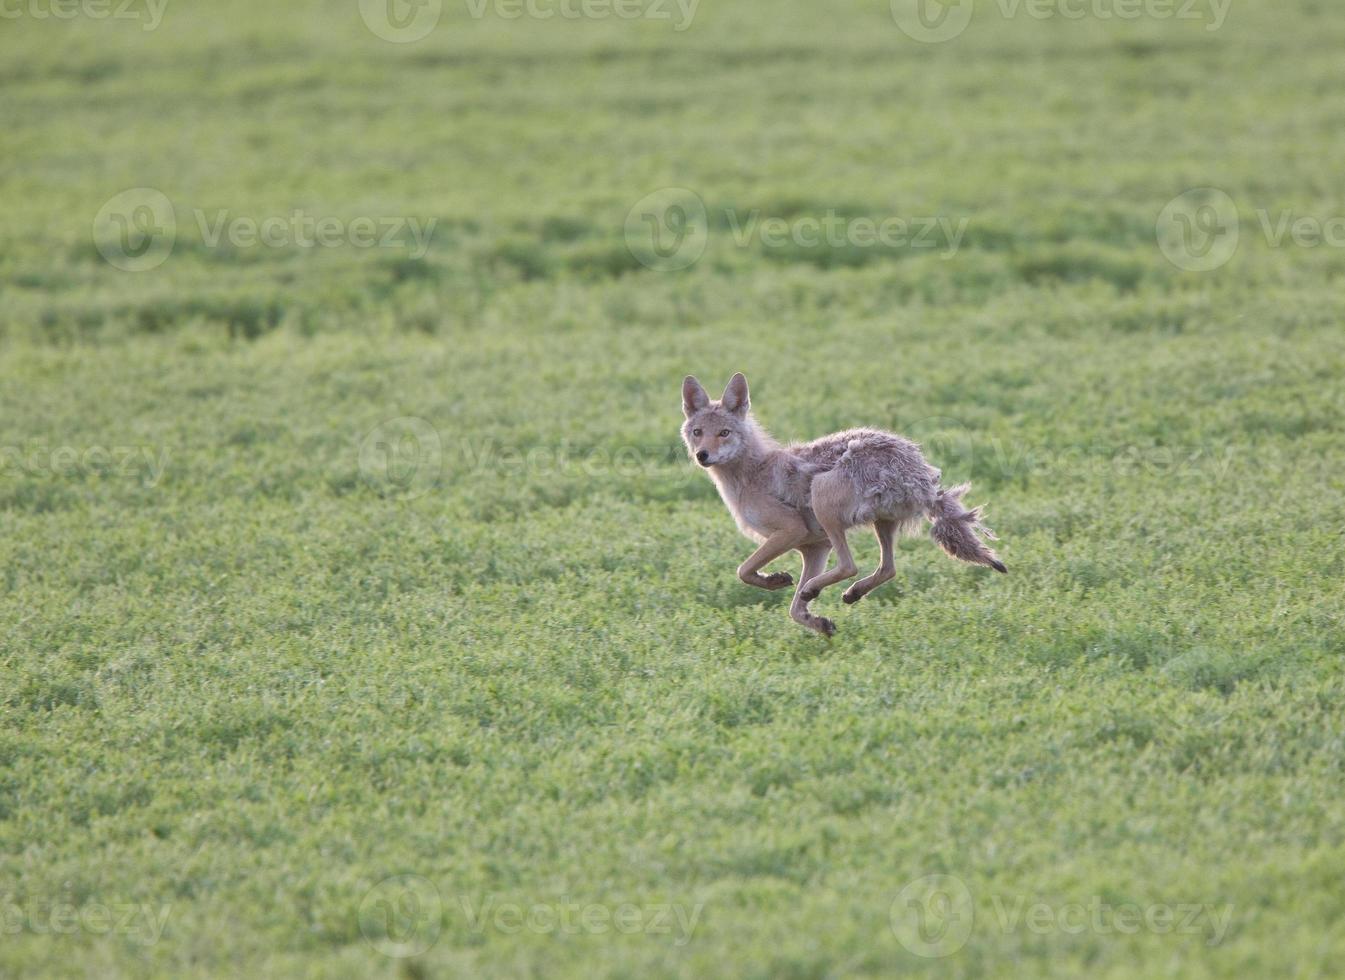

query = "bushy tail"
[[928, 483, 1006, 573]]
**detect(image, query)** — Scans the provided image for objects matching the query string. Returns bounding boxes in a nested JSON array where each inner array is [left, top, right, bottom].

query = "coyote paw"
[[812, 616, 836, 637], [842, 585, 864, 604], [761, 571, 793, 590], [799, 585, 821, 603]]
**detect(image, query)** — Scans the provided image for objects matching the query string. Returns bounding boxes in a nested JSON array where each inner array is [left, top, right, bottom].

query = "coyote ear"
[[721, 373, 749, 416], [682, 375, 710, 417]]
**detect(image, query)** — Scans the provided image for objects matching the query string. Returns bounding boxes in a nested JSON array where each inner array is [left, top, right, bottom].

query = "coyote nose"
[[696, 450, 710, 465]]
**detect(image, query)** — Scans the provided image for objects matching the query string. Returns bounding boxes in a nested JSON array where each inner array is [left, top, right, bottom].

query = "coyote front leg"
[[737, 531, 802, 591]]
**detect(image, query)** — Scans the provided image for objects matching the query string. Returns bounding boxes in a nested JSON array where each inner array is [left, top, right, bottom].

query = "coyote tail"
[[928, 482, 1007, 573]]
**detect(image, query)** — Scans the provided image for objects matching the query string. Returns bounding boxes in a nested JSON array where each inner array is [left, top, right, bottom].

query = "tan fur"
[[682, 373, 1005, 636]]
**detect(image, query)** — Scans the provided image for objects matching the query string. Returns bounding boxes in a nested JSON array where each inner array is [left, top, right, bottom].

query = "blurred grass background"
[[2, 0, 1344, 977]]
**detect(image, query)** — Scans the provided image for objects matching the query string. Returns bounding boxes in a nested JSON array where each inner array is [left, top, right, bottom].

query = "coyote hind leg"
[[791, 543, 835, 636], [843, 519, 898, 605], [798, 471, 859, 602]]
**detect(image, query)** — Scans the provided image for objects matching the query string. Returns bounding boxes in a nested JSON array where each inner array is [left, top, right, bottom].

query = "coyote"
[[681, 373, 1005, 636]]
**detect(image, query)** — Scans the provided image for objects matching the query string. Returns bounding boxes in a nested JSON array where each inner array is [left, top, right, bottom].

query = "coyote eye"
[[692, 428, 701, 436], [718, 429, 730, 437]]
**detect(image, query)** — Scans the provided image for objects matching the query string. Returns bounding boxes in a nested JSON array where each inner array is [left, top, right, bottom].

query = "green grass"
[[3, 0, 1345, 976]]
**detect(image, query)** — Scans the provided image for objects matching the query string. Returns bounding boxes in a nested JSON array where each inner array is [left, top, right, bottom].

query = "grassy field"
[[3, 0, 1345, 976]]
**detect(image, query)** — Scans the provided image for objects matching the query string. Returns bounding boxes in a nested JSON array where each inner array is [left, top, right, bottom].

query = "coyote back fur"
[[681, 373, 1005, 636]]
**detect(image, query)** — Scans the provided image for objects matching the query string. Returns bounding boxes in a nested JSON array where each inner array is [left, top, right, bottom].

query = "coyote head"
[[680, 373, 753, 468]]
